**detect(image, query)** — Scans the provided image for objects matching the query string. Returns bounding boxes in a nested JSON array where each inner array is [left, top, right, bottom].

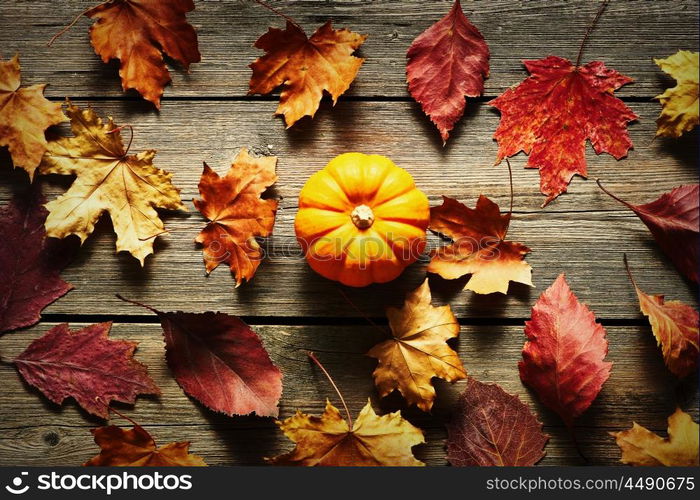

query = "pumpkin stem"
[[351, 205, 374, 229]]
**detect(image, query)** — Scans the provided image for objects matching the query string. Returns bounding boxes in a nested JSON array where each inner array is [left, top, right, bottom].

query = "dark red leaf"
[[406, 0, 489, 144], [156, 309, 282, 417], [600, 183, 699, 282], [446, 377, 548, 466], [0, 187, 73, 333], [14, 322, 159, 418]]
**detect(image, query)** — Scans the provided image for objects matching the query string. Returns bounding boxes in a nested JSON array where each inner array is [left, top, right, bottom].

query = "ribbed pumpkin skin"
[[295, 153, 430, 287]]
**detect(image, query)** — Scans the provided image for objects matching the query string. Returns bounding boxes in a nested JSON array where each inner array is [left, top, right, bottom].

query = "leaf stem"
[[569, 426, 589, 463], [595, 179, 633, 209], [107, 124, 134, 156], [575, 0, 610, 67], [115, 294, 159, 314], [506, 158, 514, 217], [337, 288, 390, 338], [307, 351, 353, 428], [622, 253, 639, 290], [47, 1, 107, 47], [252, 0, 303, 31]]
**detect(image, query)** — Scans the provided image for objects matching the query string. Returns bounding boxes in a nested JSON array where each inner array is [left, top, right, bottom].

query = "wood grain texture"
[[0, 0, 697, 100], [0, 323, 697, 466], [0, 100, 696, 318], [0, 0, 697, 468]]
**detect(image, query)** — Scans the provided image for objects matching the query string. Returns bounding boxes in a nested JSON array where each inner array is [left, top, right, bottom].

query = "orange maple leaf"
[[624, 256, 699, 379], [249, 20, 367, 127], [85, 424, 207, 466], [85, 0, 201, 107], [194, 148, 278, 286], [428, 195, 533, 294], [0, 55, 66, 179], [489, 56, 637, 205], [367, 279, 465, 412]]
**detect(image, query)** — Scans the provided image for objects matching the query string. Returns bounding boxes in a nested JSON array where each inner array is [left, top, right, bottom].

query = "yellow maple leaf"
[[249, 21, 367, 127], [654, 50, 699, 137], [267, 400, 424, 466], [611, 408, 699, 466], [367, 279, 466, 412], [0, 54, 66, 179], [39, 101, 184, 264]]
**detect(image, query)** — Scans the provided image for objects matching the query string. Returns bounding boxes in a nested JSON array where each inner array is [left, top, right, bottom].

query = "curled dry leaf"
[[249, 20, 367, 127], [268, 400, 424, 466], [13, 322, 160, 418], [39, 101, 184, 265], [624, 257, 698, 379], [0, 188, 73, 333], [599, 182, 699, 283], [519, 274, 612, 427], [406, 0, 489, 144], [446, 377, 548, 466], [490, 56, 637, 206], [118, 296, 282, 417], [367, 279, 465, 412], [611, 409, 699, 466], [194, 148, 278, 287], [654, 50, 699, 138], [85, 424, 207, 466], [0, 54, 66, 179], [84, 0, 201, 107], [428, 195, 533, 295]]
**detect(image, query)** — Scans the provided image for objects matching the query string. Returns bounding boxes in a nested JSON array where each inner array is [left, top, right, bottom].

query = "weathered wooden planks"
[[0, 100, 695, 319], [0, 0, 697, 99], [0, 323, 697, 466], [0, 0, 697, 468]]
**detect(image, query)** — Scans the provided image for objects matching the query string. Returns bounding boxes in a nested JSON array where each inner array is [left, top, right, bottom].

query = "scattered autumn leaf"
[[85, 424, 207, 466], [367, 279, 465, 412], [654, 50, 699, 138], [194, 148, 278, 287], [428, 195, 533, 294], [39, 101, 184, 265], [624, 256, 698, 379], [0, 54, 66, 179], [268, 400, 424, 466], [0, 188, 73, 333], [249, 20, 367, 127], [118, 296, 282, 417], [13, 322, 159, 418], [611, 408, 699, 466], [406, 0, 489, 144], [519, 274, 612, 427], [599, 182, 699, 283], [446, 377, 548, 466], [490, 56, 637, 205], [83, 0, 201, 107]]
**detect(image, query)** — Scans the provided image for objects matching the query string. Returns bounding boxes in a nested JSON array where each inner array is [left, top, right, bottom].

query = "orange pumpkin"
[[295, 153, 430, 287]]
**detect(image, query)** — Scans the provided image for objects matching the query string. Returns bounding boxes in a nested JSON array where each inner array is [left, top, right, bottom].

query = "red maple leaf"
[[599, 182, 699, 283], [519, 274, 612, 427], [446, 377, 548, 466], [406, 0, 489, 144], [490, 56, 637, 205], [118, 296, 282, 417], [0, 188, 73, 333], [14, 322, 160, 418]]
